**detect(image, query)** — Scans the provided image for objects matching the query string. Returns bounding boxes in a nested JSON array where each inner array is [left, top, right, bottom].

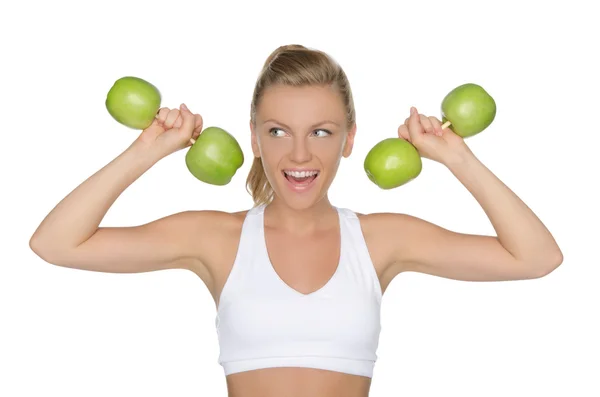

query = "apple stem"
[[189, 138, 196, 145], [441, 120, 452, 130]]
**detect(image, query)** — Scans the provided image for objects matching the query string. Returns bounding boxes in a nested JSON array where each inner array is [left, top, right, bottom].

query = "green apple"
[[105, 76, 161, 129], [441, 83, 496, 138], [185, 127, 244, 185], [364, 138, 422, 189]]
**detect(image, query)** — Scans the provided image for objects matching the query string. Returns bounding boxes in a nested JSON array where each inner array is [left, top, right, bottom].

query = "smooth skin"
[[30, 85, 563, 397]]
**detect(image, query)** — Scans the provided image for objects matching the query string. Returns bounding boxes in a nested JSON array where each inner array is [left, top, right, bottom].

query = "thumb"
[[407, 107, 424, 140]]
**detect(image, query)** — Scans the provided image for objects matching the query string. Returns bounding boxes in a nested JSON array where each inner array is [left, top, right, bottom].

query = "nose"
[[290, 136, 312, 163]]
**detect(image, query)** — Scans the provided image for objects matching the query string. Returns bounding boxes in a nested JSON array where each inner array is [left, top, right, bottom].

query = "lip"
[[281, 169, 320, 192], [282, 168, 320, 173]]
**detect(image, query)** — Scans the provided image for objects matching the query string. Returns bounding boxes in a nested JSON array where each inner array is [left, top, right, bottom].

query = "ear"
[[342, 123, 357, 158], [250, 120, 261, 158]]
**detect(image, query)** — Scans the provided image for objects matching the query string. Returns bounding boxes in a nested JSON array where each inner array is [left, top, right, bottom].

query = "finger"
[[193, 114, 204, 134], [397, 124, 410, 141], [188, 127, 202, 147], [191, 128, 201, 140], [407, 107, 424, 140], [179, 103, 195, 135], [428, 116, 443, 136], [173, 111, 189, 129], [156, 107, 170, 124], [174, 116, 184, 129], [164, 109, 181, 129], [420, 115, 434, 135]]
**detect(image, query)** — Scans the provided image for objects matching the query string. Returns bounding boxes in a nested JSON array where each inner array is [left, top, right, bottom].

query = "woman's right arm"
[[29, 104, 210, 274]]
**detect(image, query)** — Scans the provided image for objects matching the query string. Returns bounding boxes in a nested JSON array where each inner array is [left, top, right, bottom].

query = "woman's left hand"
[[398, 107, 471, 166]]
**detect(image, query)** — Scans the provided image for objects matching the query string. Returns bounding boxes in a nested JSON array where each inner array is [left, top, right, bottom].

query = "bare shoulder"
[[355, 210, 453, 271], [355, 211, 416, 239], [182, 209, 248, 267], [183, 208, 247, 231], [352, 212, 411, 276], [182, 209, 249, 298], [353, 210, 454, 289]]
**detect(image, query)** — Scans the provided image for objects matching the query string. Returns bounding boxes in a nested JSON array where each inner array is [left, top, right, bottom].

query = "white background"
[[2, 0, 598, 396]]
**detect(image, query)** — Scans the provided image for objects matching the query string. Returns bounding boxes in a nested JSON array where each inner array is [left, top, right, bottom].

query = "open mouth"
[[282, 169, 320, 188]]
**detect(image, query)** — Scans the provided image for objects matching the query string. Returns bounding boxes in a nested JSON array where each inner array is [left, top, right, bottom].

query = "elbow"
[[29, 235, 53, 263], [29, 234, 43, 257], [554, 249, 564, 268], [545, 247, 564, 274], [29, 234, 65, 265], [547, 250, 564, 274], [530, 250, 564, 279]]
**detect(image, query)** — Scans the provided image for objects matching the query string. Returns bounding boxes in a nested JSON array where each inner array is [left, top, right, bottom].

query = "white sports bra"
[[214, 204, 383, 378]]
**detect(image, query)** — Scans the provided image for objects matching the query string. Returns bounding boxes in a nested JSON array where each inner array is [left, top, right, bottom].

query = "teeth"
[[284, 170, 318, 178]]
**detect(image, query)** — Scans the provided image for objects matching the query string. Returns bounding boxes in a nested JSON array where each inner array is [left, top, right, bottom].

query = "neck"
[[264, 196, 337, 235]]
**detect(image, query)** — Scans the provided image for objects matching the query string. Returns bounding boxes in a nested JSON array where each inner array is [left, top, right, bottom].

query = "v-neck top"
[[214, 204, 383, 378]]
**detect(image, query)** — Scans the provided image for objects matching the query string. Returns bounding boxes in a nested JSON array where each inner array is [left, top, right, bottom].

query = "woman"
[[29, 44, 563, 397]]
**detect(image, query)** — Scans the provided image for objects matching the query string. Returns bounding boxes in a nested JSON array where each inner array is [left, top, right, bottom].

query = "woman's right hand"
[[135, 103, 203, 157]]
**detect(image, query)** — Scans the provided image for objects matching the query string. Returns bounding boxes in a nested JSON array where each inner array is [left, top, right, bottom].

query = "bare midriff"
[[224, 367, 372, 397]]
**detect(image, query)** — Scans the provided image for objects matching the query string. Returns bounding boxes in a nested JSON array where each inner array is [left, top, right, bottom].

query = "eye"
[[312, 129, 332, 137], [269, 128, 287, 137]]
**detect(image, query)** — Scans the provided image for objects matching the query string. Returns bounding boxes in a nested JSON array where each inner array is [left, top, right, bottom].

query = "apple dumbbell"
[[364, 82, 496, 189], [105, 76, 244, 185]]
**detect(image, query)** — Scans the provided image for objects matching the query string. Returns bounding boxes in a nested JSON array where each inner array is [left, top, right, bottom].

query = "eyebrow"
[[263, 119, 340, 129]]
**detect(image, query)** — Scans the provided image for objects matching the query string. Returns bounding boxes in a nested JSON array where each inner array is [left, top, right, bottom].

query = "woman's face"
[[250, 84, 356, 210]]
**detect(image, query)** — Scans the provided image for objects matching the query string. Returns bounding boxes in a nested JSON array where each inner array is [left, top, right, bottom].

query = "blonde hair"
[[246, 44, 356, 207]]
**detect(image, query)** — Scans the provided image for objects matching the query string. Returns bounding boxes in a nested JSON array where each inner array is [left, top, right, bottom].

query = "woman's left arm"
[[376, 108, 563, 282], [446, 146, 563, 271]]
